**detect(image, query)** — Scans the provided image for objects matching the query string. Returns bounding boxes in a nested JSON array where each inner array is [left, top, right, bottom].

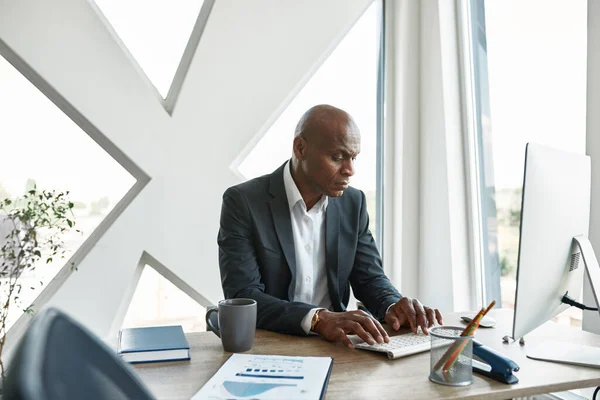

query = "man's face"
[[297, 123, 360, 198]]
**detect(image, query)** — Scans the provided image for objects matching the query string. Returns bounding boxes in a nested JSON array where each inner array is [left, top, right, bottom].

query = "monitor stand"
[[527, 340, 600, 368], [526, 235, 600, 368]]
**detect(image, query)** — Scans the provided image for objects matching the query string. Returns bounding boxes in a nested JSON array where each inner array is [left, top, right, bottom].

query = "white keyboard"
[[352, 333, 431, 360]]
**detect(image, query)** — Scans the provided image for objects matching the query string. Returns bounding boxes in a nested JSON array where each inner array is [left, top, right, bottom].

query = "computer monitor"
[[512, 143, 600, 367]]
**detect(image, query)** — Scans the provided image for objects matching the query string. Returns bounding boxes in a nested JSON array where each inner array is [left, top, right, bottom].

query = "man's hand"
[[385, 297, 443, 334], [313, 310, 389, 349]]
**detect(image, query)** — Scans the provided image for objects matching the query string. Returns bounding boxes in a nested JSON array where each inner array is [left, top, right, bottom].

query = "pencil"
[[433, 300, 495, 372], [442, 300, 496, 371], [432, 306, 485, 371]]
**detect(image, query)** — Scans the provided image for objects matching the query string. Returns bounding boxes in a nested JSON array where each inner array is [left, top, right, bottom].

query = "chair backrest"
[[4, 307, 155, 400]]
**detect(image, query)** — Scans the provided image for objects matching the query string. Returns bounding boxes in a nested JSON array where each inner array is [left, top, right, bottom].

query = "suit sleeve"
[[348, 191, 402, 321], [217, 187, 314, 336]]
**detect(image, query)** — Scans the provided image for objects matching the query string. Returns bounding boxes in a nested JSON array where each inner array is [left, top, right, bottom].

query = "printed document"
[[192, 353, 333, 400]]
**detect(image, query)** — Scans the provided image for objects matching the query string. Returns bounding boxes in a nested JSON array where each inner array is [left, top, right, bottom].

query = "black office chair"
[[4, 307, 155, 400]]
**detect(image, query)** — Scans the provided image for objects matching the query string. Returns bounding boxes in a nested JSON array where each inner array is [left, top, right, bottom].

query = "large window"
[[238, 1, 384, 245], [93, 0, 205, 98], [469, 0, 587, 325], [122, 266, 206, 332], [0, 56, 135, 329]]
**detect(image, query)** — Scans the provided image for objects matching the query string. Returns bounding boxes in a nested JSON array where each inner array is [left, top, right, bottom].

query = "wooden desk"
[[133, 310, 600, 399]]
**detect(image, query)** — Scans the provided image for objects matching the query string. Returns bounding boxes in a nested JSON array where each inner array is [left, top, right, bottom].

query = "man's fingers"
[[396, 312, 408, 329], [391, 316, 400, 331], [336, 328, 355, 349], [416, 312, 428, 334], [320, 307, 442, 350], [425, 307, 436, 328], [351, 311, 388, 344], [413, 299, 429, 334], [387, 311, 401, 331], [345, 321, 375, 345], [371, 317, 390, 343], [357, 315, 387, 344], [399, 299, 418, 333]]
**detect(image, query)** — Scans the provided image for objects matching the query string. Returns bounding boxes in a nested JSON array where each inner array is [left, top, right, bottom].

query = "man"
[[218, 104, 442, 349]]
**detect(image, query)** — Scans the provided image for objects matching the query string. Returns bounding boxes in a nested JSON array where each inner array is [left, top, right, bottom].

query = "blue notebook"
[[118, 325, 190, 364]]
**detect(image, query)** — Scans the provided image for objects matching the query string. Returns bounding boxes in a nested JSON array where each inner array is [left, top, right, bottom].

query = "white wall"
[[0, 0, 372, 345]]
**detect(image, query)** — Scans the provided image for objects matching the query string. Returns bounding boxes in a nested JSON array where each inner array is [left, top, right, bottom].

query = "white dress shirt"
[[283, 161, 332, 333]]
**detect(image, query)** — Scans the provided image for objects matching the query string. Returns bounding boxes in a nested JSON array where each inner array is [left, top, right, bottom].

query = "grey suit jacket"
[[217, 162, 402, 335]]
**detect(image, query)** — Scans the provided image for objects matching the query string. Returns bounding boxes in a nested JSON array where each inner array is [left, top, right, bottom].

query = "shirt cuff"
[[385, 302, 396, 316], [301, 308, 325, 334]]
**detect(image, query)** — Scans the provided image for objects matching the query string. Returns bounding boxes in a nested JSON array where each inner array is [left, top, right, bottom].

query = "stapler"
[[472, 340, 520, 384]]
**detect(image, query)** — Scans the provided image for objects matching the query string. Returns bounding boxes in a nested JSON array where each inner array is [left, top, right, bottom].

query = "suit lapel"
[[268, 164, 297, 300], [325, 198, 341, 308]]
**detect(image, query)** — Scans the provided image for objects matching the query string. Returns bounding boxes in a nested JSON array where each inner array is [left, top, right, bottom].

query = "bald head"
[[290, 104, 360, 203], [294, 104, 360, 143]]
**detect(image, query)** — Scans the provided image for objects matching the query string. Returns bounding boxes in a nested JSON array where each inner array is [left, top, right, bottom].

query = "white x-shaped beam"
[[0, 0, 372, 344]]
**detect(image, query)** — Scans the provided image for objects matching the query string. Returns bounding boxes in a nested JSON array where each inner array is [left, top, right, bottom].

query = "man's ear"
[[293, 136, 308, 160]]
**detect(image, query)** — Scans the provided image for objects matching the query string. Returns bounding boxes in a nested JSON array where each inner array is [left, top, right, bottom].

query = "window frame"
[[375, 0, 385, 252]]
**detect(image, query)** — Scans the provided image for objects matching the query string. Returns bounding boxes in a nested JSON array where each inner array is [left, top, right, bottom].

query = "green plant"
[[0, 187, 78, 380], [500, 255, 510, 276]]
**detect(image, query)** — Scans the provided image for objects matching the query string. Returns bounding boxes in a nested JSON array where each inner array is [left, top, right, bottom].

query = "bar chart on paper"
[[223, 356, 303, 397], [193, 354, 333, 400]]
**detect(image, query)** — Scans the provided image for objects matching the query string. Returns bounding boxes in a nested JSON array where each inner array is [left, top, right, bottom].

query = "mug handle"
[[205, 306, 220, 338]]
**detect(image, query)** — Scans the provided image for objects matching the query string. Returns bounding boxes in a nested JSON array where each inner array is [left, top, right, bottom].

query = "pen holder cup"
[[428, 326, 474, 386]]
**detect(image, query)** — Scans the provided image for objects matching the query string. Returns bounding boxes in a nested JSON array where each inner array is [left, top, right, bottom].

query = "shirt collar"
[[283, 160, 328, 212]]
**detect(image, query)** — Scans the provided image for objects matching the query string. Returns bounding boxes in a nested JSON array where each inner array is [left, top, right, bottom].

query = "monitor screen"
[[512, 143, 591, 340]]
